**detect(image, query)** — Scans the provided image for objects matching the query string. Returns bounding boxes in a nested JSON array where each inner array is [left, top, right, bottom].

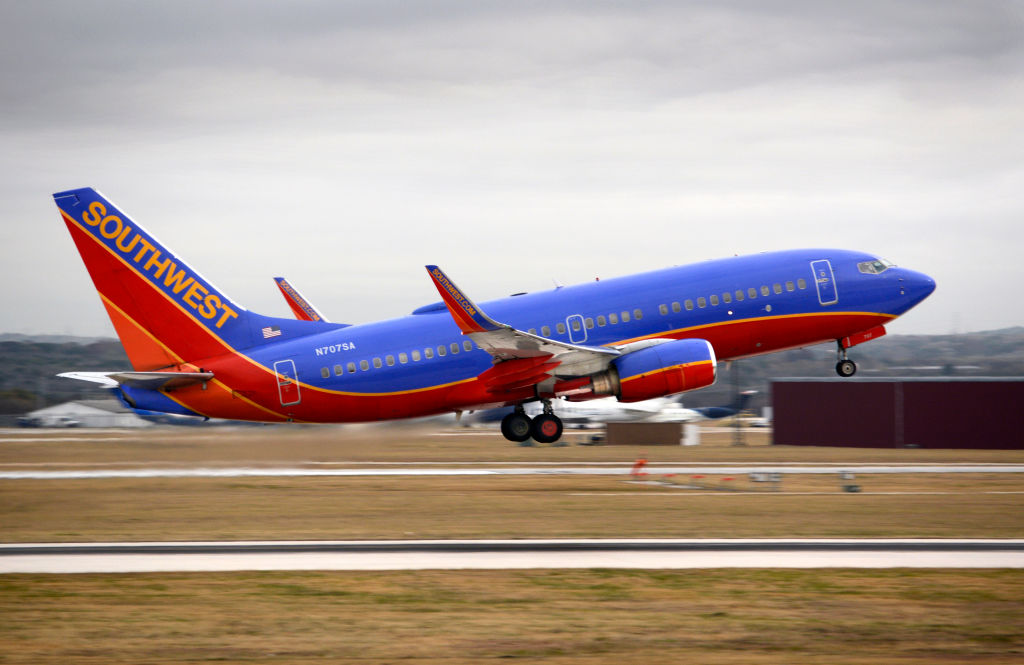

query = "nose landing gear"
[[835, 341, 857, 377]]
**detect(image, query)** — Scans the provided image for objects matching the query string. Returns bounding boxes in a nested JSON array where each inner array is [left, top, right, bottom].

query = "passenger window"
[[321, 367, 329, 379], [659, 304, 668, 315], [334, 364, 343, 376], [621, 311, 630, 323], [464, 340, 472, 352], [373, 357, 382, 369], [411, 350, 421, 362], [773, 283, 782, 294], [710, 295, 719, 306], [609, 313, 618, 324], [748, 287, 757, 299], [347, 362, 356, 373], [542, 325, 551, 336], [360, 359, 369, 371], [634, 308, 642, 320], [798, 278, 807, 289], [672, 301, 681, 313], [723, 292, 732, 304], [437, 345, 447, 357], [585, 317, 594, 329], [761, 285, 770, 296], [386, 355, 395, 366], [557, 323, 566, 334], [399, 352, 408, 364], [786, 281, 795, 292], [425, 347, 434, 359], [528, 328, 536, 335], [685, 300, 694, 311], [450, 342, 459, 354], [735, 290, 744, 301], [570, 318, 581, 331], [597, 315, 606, 326], [697, 297, 706, 308]]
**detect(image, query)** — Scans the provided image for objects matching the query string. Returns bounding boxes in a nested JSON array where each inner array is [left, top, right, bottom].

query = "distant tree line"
[[2, 328, 1023, 415]]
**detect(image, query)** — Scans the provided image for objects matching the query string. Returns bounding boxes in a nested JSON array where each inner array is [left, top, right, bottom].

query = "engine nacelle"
[[584, 338, 717, 403]]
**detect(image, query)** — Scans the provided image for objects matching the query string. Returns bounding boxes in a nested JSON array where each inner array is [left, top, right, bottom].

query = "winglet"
[[425, 265, 503, 334], [274, 277, 328, 322]]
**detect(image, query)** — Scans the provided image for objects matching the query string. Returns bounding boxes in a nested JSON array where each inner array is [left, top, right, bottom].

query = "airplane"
[[52, 187, 935, 444]]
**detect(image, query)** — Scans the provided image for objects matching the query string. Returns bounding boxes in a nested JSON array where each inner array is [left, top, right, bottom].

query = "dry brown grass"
[[0, 426, 1022, 542], [2, 423, 1022, 467], [1, 473, 1022, 542], [2, 427, 1022, 663], [1, 569, 1022, 664]]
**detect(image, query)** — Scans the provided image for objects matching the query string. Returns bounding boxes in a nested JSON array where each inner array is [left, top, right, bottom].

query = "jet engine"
[[586, 338, 717, 402]]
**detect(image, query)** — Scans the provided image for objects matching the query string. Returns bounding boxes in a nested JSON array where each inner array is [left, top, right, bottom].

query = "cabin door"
[[810, 259, 838, 306], [566, 314, 587, 343], [273, 359, 301, 406]]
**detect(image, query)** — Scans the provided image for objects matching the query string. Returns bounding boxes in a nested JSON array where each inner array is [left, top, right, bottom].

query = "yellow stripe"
[[607, 311, 896, 347], [314, 375, 478, 398], [620, 359, 713, 384]]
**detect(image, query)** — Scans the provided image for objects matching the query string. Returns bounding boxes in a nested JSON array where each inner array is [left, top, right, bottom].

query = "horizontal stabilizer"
[[59, 370, 214, 390]]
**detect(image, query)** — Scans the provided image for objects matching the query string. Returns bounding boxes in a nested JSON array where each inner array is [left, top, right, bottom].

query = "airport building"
[[20, 400, 151, 428], [772, 378, 1023, 449]]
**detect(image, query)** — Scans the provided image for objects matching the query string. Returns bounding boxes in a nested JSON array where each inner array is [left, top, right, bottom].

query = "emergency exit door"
[[810, 259, 838, 306], [273, 359, 301, 406]]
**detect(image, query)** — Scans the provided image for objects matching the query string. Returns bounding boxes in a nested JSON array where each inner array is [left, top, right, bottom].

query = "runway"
[[3, 539, 1022, 573], [3, 464, 1023, 479]]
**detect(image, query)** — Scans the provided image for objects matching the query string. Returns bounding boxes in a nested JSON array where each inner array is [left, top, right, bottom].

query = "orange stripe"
[[96, 293, 290, 418]]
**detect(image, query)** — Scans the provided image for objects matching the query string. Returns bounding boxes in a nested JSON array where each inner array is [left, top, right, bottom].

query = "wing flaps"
[[477, 356, 562, 394]]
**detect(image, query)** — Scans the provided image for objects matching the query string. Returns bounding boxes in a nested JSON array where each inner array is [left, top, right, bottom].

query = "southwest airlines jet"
[[54, 187, 935, 443]]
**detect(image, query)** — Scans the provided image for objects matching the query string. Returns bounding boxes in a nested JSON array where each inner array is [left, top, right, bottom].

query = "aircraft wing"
[[274, 277, 329, 322], [425, 266, 620, 392]]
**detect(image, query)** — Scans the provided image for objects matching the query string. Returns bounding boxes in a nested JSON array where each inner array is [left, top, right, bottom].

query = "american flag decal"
[[262, 326, 282, 339]]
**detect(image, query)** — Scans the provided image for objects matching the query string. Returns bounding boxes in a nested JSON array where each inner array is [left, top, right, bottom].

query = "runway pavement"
[[3, 540, 1022, 573]]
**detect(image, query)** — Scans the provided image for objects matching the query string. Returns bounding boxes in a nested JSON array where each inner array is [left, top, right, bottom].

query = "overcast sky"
[[2, 0, 1022, 337]]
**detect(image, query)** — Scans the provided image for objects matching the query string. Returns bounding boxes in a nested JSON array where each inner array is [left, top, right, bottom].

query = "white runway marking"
[[2, 465, 1023, 479], [3, 540, 1022, 573]]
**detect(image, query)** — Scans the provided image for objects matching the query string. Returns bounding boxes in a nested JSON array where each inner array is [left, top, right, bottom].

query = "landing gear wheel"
[[835, 359, 857, 377], [531, 413, 563, 444], [500, 412, 533, 442]]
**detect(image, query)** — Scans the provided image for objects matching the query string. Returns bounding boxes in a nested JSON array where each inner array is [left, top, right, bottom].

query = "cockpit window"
[[858, 258, 895, 274]]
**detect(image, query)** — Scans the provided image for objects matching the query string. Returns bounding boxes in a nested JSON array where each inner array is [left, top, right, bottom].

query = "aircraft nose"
[[900, 269, 936, 307]]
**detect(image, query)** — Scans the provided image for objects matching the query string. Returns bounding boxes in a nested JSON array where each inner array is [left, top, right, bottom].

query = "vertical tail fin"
[[54, 187, 331, 370]]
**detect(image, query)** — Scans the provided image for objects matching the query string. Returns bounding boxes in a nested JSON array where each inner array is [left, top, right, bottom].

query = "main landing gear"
[[500, 401, 564, 444], [835, 341, 857, 377]]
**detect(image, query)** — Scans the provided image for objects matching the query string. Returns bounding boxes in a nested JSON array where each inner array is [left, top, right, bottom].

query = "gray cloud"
[[2, 1, 1022, 336]]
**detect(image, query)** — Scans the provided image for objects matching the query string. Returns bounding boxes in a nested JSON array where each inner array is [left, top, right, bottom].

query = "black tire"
[[835, 360, 857, 377], [500, 412, 533, 442], [531, 413, 564, 444]]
